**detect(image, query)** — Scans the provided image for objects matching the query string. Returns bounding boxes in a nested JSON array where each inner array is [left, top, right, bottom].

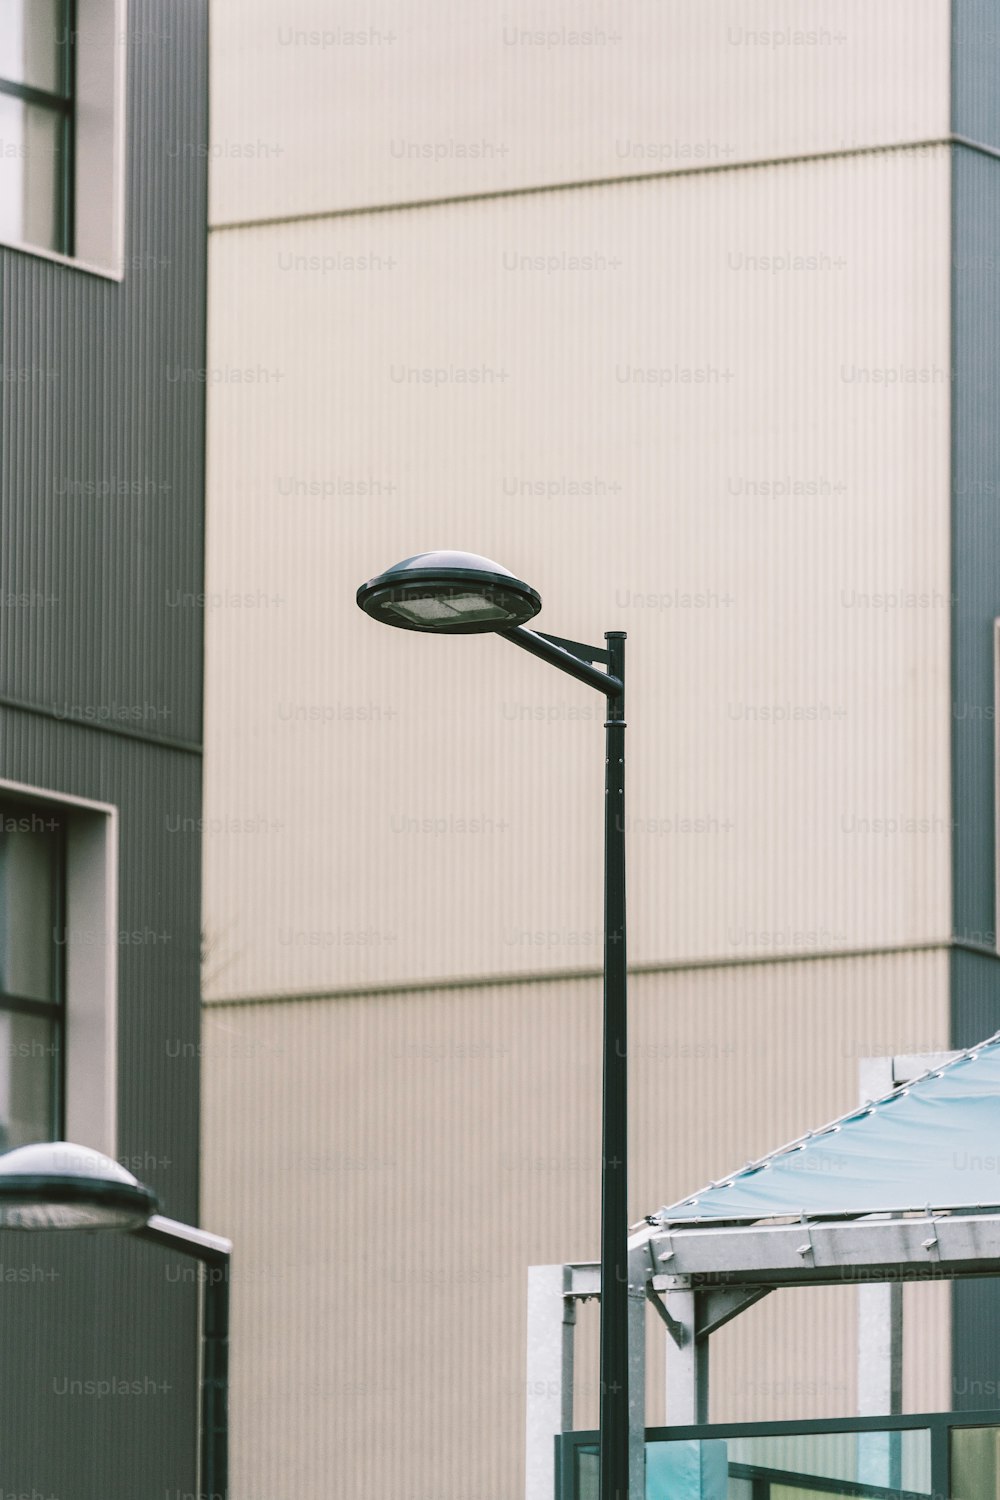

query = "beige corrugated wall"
[[209, 1, 950, 223], [204, 4, 956, 1495], [203, 953, 950, 1497], [203, 147, 952, 1000]]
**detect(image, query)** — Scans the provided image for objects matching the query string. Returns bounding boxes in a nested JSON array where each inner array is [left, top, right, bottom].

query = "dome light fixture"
[[0, 1141, 158, 1231], [356, 550, 542, 634]]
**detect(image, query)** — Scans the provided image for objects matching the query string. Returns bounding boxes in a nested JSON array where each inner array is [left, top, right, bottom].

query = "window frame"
[[0, 776, 117, 1158], [0, 795, 68, 1142], [0, 0, 77, 257], [0, 0, 126, 280]]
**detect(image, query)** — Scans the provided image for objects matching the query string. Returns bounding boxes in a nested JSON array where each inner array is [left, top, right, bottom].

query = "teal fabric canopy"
[[652, 1033, 1000, 1227]]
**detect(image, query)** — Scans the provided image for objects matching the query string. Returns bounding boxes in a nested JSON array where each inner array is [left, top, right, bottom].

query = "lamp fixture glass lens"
[[386, 596, 455, 624], [447, 593, 509, 617], [387, 592, 512, 626], [0, 1198, 143, 1231]]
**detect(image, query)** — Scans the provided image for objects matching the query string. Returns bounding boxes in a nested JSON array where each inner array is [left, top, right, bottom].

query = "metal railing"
[[556, 1409, 1000, 1500]]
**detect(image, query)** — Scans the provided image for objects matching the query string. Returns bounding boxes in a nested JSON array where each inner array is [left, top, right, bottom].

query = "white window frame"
[[0, 0, 127, 279], [0, 775, 117, 1156]]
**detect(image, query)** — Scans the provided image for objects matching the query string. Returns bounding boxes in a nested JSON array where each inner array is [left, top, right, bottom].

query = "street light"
[[358, 550, 630, 1500], [0, 1141, 158, 1229], [355, 549, 542, 632], [0, 1141, 231, 1500]]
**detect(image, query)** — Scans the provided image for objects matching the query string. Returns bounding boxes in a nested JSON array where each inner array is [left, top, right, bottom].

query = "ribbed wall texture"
[[0, 1, 208, 1494], [1, 3, 208, 748], [202, 950, 950, 1498], [208, 0, 950, 225], [948, 136, 1000, 1414], [950, 145, 1000, 951], [951, 945, 1000, 1408], [203, 5, 968, 1492], [204, 147, 952, 1002], [952, 0, 1000, 146]]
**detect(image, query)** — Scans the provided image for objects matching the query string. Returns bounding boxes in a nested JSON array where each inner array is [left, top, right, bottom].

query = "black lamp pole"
[[357, 554, 630, 1500], [602, 631, 629, 1500], [504, 625, 628, 1500]]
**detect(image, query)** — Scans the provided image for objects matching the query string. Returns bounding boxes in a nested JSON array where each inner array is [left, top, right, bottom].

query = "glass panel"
[[0, 93, 63, 252], [645, 1428, 933, 1500], [951, 1425, 1000, 1500], [0, 1009, 57, 1150], [771, 1489, 854, 1500], [577, 1445, 598, 1500], [0, 812, 60, 1001], [0, 0, 68, 95]]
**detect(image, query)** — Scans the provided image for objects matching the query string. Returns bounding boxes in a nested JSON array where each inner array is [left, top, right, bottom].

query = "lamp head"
[[0, 1142, 159, 1231], [356, 551, 541, 634]]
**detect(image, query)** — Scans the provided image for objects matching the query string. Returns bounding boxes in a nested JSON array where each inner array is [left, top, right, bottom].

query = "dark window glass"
[[0, 803, 65, 1149]]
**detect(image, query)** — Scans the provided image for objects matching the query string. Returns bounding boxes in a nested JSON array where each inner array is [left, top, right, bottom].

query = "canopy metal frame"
[[523, 1050, 995, 1500]]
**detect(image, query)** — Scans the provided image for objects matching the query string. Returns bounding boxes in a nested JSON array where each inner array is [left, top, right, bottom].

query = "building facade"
[[203, 2, 1000, 1495], [0, 1, 208, 1494]]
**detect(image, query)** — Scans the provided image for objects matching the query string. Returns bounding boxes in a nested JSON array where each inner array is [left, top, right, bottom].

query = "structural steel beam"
[[645, 1212, 1000, 1288]]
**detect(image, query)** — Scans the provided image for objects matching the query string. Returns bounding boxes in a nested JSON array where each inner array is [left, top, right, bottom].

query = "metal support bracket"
[[533, 630, 610, 666], [921, 1205, 942, 1260], [697, 1285, 771, 1339], [647, 1287, 686, 1347], [500, 626, 624, 700], [796, 1215, 815, 1262]]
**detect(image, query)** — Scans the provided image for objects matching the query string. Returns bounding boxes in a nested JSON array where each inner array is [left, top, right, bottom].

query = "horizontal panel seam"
[[208, 135, 978, 236], [204, 938, 971, 1008], [0, 695, 202, 756]]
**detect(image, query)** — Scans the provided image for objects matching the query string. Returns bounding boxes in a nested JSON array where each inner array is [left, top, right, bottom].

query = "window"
[[0, 0, 125, 276], [0, 799, 66, 1149], [0, 779, 118, 1158], [0, 0, 75, 256]]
